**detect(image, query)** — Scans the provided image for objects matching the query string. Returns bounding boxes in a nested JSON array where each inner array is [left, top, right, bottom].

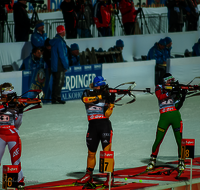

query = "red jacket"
[[94, 2, 113, 28], [119, 0, 137, 24]]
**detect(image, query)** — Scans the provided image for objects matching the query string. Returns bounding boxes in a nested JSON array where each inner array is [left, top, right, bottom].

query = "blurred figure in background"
[[13, 0, 31, 42], [60, 0, 78, 39]]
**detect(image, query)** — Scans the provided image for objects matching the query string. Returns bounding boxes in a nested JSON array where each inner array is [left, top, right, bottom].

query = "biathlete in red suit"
[[76, 76, 116, 187], [146, 73, 187, 172], [0, 83, 24, 186], [119, 0, 141, 35], [94, 0, 113, 37]]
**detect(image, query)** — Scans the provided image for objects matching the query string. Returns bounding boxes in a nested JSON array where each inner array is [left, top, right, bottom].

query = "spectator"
[[165, 0, 188, 32], [19, 47, 48, 98], [76, 0, 93, 38], [60, 0, 77, 39], [108, 39, 125, 62], [13, 0, 31, 42], [70, 43, 80, 66], [164, 37, 172, 59], [49, 25, 69, 104], [43, 38, 52, 76], [147, 38, 167, 85], [93, 0, 113, 37], [185, 0, 199, 31], [31, 20, 47, 49], [192, 38, 200, 56], [118, 0, 141, 35], [19, 47, 44, 71]]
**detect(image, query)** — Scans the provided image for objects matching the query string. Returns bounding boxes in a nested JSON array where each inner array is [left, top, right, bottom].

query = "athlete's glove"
[[109, 93, 116, 104], [102, 90, 109, 100]]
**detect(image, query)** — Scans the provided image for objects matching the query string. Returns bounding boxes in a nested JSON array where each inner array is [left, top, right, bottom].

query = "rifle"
[[163, 82, 200, 91], [90, 82, 152, 106], [0, 90, 43, 112]]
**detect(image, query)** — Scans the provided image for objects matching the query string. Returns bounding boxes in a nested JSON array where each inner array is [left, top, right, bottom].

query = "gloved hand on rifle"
[[17, 103, 24, 114]]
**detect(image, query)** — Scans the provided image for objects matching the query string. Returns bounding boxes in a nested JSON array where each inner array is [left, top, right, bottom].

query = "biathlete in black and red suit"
[[76, 76, 115, 187], [146, 73, 187, 172]]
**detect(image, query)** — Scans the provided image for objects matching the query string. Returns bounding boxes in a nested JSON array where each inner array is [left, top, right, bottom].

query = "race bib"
[[0, 115, 9, 122]]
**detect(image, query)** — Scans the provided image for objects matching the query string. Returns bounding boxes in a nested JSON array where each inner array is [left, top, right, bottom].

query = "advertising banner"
[[61, 64, 102, 101]]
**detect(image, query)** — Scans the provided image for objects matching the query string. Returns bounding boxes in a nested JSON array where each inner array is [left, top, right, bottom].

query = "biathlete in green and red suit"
[[76, 76, 116, 187], [146, 73, 187, 171]]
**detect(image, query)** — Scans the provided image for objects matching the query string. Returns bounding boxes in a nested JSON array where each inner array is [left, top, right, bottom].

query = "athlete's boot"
[[103, 173, 114, 187], [178, 158, 185, 171], [146, 157, 156, 170], [76, 169, 93, 184]]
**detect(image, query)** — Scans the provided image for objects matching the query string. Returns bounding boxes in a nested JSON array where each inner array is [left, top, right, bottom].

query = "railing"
[[1, 13, 198, 43]]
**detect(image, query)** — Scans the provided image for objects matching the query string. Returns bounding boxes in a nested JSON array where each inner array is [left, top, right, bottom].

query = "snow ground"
[[0, 94, 200, 188]]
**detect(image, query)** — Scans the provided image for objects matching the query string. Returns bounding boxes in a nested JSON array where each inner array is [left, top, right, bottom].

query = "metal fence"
[[1, 13, 197, 43]]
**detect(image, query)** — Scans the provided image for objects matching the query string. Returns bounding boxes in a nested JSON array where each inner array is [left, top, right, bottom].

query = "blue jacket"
[[71, 55, 80, 66], [31, 29, 47, 48], [49, 34, 69, 72], [165, 47, 172, 59], [19, 53, 45, 71], [147, 43, 166, 64], [192, 42, 200, 56]]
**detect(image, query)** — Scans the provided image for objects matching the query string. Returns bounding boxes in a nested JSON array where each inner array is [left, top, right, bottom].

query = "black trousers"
[[86, 119, 113, 152], [123, 22, 135, 35], [52, 71, 65, 101]]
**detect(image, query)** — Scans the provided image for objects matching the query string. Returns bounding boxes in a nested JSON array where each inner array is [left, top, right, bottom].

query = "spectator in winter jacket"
[[192, 38, 200, 56], [60, 0, 78, 39], [31, 20, 47, 49], [164, 37, 172, 59], [93, 0, 113, 37], [76, 0, 93, 38], [13, 0, 31, 42], [49, 25, 69, 104], [19, 47, 49, 99], [165, 0, 188, 32], [118, 0, 141, 35], [70, 43, 80, 66], [19, 47, 44, 71], [108, 39, 125, 62], [147, 39, 167, 85]]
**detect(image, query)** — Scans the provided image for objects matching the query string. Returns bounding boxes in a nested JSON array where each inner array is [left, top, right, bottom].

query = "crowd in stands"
[[12, 0, 199, 42]]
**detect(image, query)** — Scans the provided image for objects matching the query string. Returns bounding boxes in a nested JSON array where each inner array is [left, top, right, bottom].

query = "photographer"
[[118, 0, 141, 35], [13, 0, 31, 42], [60, 0, 77, 39], [93, 0, 113, 37], [76, 0, 93, 38], [165, 0, 188, 32]]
